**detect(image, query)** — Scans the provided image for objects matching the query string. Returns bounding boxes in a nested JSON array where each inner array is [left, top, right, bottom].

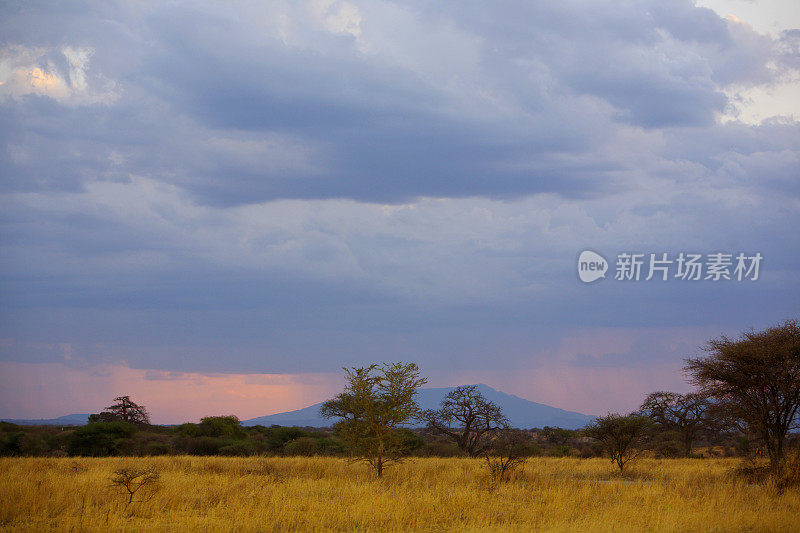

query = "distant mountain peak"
[[2, 385, 596, 429], [0, 414, 91, 426], [242, 384, 595, 429]]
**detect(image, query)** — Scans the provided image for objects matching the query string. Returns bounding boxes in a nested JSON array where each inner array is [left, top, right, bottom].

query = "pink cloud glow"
[[0, 326, 720, 421], [445, 326, 717, 415], [0, 361, 342, 424]]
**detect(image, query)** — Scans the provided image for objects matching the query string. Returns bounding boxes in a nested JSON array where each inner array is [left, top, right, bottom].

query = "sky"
[[1, 0, 798, 424]]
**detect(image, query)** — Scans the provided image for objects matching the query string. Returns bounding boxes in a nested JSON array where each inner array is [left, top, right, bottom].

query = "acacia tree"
[[420, 385, 508, 457], [89, 396, 150, 425], [684, 319, 800, 469], [584, 413, 652, 471], [640, 391, 709, 456], [320, 362, 427, 477]]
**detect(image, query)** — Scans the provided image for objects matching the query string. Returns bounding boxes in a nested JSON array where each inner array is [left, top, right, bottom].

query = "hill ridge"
[[242, 384, 595, 429]]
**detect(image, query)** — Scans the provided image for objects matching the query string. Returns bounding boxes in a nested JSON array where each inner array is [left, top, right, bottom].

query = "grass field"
[[1, 456, 798, 531]]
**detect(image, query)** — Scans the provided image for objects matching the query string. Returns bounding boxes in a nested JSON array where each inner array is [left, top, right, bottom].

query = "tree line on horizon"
[[2, 319, 798, 483], [318, 319, 800, 478]]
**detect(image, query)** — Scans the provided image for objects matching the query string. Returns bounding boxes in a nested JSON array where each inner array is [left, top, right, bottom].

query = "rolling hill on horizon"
[[0, 413, 92, 426], [1, 385, 596, 429], [242, 384, 596, 430]]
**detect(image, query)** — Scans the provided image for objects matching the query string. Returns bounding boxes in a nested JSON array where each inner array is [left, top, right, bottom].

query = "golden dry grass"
[[0, 456, 798, 532]]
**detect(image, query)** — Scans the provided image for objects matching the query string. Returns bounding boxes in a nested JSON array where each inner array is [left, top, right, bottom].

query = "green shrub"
[[547, 445, 572, 457], [577, 441, 604, 458], [143, 441, 172, 456], [198, 416, 246, 439], [0, 431, 24, 456], [249, 426, 308, 452], [18, 433, 49, 455], [179, 436, 226, 455], [67, 422, 137, 456], [175, 423, 202, 438], [219, 442, 255, 456], [283, 437, 320, 456]]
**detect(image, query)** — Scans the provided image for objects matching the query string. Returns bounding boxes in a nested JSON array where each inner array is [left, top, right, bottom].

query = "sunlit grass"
[[1, 456, 798, 531]]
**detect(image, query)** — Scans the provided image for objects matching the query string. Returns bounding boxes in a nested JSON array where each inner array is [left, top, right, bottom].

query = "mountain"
[[242, 384, 595, 429], [0, 414, 91, 426], [1, 386, 596, 429]]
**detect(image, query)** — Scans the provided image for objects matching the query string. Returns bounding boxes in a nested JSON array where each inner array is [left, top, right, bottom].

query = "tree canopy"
[[640, 391, 709, 456], [421, 385, 508, 457], [584, 413, 652, 471], [88, 396, 150, 426], [320, 362, 427, 477], [684, 319, 800, 469]]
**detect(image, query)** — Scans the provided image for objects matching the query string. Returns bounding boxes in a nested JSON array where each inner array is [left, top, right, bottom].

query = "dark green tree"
[[197, 416, 246, 439], [320, 362, 427, 477], [67, 421, 137, 456]]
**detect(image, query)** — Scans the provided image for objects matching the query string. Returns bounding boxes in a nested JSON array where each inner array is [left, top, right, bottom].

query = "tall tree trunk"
[[767, 433, 784, 470]]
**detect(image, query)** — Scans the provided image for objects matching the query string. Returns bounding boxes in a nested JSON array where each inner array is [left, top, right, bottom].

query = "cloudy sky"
[[1, 0, 798, 423]]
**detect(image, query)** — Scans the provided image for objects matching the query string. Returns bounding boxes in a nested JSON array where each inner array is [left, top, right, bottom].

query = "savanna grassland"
[[1, 456, 798, 532]]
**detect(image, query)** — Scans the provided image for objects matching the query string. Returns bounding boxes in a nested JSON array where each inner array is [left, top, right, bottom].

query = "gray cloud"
[[0, 0, 798, 401], [3, 0, 796, 203]]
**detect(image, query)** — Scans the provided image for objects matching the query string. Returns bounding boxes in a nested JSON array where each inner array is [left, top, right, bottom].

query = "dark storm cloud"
[[3, 0, 795, 204], [128, 1, 617, 203]]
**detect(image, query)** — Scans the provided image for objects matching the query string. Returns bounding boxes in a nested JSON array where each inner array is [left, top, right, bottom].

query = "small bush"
[[0, 431, 24, 456], [577, 441, 605, 458], [249, 426, 308, 453], [484, 429, 531, 483], [67, 422, 137, 456], [547, 445, 572, 457], [198, 416, 246, 439], [219, 442, 255, 456], [143, 441, 172, 456], [110, 466, 160, 505], [283, 437, 320, 456], [186, 436, 227, 455], [772, 452, 800, 494]]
